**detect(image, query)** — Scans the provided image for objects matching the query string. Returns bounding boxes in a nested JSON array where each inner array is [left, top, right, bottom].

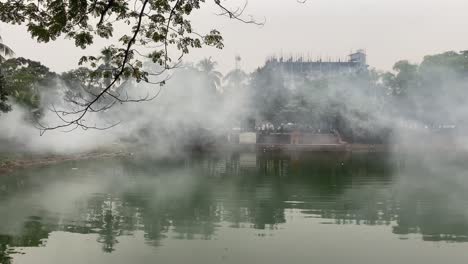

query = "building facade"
[[264, 50, 368, 77]]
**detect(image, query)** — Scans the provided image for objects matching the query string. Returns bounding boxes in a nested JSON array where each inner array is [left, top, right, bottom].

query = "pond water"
[[0, 151, 468, 264]]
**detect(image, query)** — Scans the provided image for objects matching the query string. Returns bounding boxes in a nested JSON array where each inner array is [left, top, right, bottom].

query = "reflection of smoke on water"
[[388, 152, 468, 242], [239, 153, 257, 169], [1, 151, 468, 261], [198, 152, 259, 178]]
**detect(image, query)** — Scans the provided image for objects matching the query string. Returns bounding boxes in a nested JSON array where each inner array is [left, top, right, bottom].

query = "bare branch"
[[214, 0, 265, 26]]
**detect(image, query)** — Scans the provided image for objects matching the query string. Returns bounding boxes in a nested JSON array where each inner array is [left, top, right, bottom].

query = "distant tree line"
[[248, 51, 468, 143], [1, 38, 468, 143]]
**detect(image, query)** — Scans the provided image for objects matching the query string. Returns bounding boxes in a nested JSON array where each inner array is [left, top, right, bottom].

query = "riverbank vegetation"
[[0, 1, 465, 158], [1, 49, 466, 147]]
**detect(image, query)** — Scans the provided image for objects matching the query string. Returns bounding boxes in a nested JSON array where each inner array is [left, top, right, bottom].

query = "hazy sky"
[[1, 0, 468, 74]]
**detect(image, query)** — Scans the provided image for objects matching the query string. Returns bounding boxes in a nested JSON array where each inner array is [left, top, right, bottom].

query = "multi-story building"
[[264, 49, 368, 77]]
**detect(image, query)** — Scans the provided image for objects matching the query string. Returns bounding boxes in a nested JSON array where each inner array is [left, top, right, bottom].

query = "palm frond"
[[0, 42, 14, 58], [197, 57, 217, 72], [213, 71, 223, 78]]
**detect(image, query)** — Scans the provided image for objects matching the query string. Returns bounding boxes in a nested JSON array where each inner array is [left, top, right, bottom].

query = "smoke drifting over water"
[[1, 51, 468, 160], [3, 53, 468, 252], [0, 63, 249, 156]]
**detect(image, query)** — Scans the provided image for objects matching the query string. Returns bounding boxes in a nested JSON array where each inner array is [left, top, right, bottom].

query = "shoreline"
[[228, 143, 390, 152], [0, 143, 391, 173], [0, 151, 131, 174], [348, 143, 391, 152]]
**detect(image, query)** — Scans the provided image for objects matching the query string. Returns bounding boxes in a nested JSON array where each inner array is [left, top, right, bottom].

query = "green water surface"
[[0, 151, 467, 264]]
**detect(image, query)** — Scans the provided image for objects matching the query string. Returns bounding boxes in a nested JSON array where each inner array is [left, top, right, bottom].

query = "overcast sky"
[[1, 0, 468, 74]]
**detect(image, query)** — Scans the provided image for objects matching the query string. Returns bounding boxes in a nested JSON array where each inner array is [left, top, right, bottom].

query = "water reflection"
[[0, 151, 468, 260]]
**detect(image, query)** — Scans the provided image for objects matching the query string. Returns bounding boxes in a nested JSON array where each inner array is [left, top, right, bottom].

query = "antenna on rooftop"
[[235, 55, 241, 70]]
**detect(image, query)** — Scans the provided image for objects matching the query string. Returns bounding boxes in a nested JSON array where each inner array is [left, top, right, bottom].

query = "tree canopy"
[[0, 0, 259, 132], [0, 34, 14, 113], [1, 57, 57, 116], [381, 51, 468, 125]]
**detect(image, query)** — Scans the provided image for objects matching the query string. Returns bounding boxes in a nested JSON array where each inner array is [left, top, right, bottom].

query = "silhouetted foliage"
[[0, 35, 14, 114], [0, 0, 260, 131], [1, 57, 56, 117]]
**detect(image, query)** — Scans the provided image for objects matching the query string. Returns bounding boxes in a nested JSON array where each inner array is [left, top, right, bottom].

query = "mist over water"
[[1, 152, 468, 264], [0, 51, 467, 159], [0, 62, 250, 156], [1, 52, 468, 221], [2, 0, 468, 263], [1, 53, 468, 263]]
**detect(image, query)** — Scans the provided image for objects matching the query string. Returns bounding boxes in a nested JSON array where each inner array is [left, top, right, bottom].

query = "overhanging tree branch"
[[37, 0, 151, 134], [0, 0, 263, 134]]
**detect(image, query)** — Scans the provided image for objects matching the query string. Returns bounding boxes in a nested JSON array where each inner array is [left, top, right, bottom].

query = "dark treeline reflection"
[[1, 151, 468, 260]]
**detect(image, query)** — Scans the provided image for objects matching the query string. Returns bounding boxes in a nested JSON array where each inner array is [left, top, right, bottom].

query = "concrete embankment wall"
[[256, 133, 341, 145], [300, 133, 340, 144], [239, 133, 257, 144]]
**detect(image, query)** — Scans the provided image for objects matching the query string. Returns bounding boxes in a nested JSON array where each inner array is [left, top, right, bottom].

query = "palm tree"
[[197, 57, 222, 93], [222, 56, 248, 94], [0, 35, 14, 63], [223, 69, 248, 90]]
